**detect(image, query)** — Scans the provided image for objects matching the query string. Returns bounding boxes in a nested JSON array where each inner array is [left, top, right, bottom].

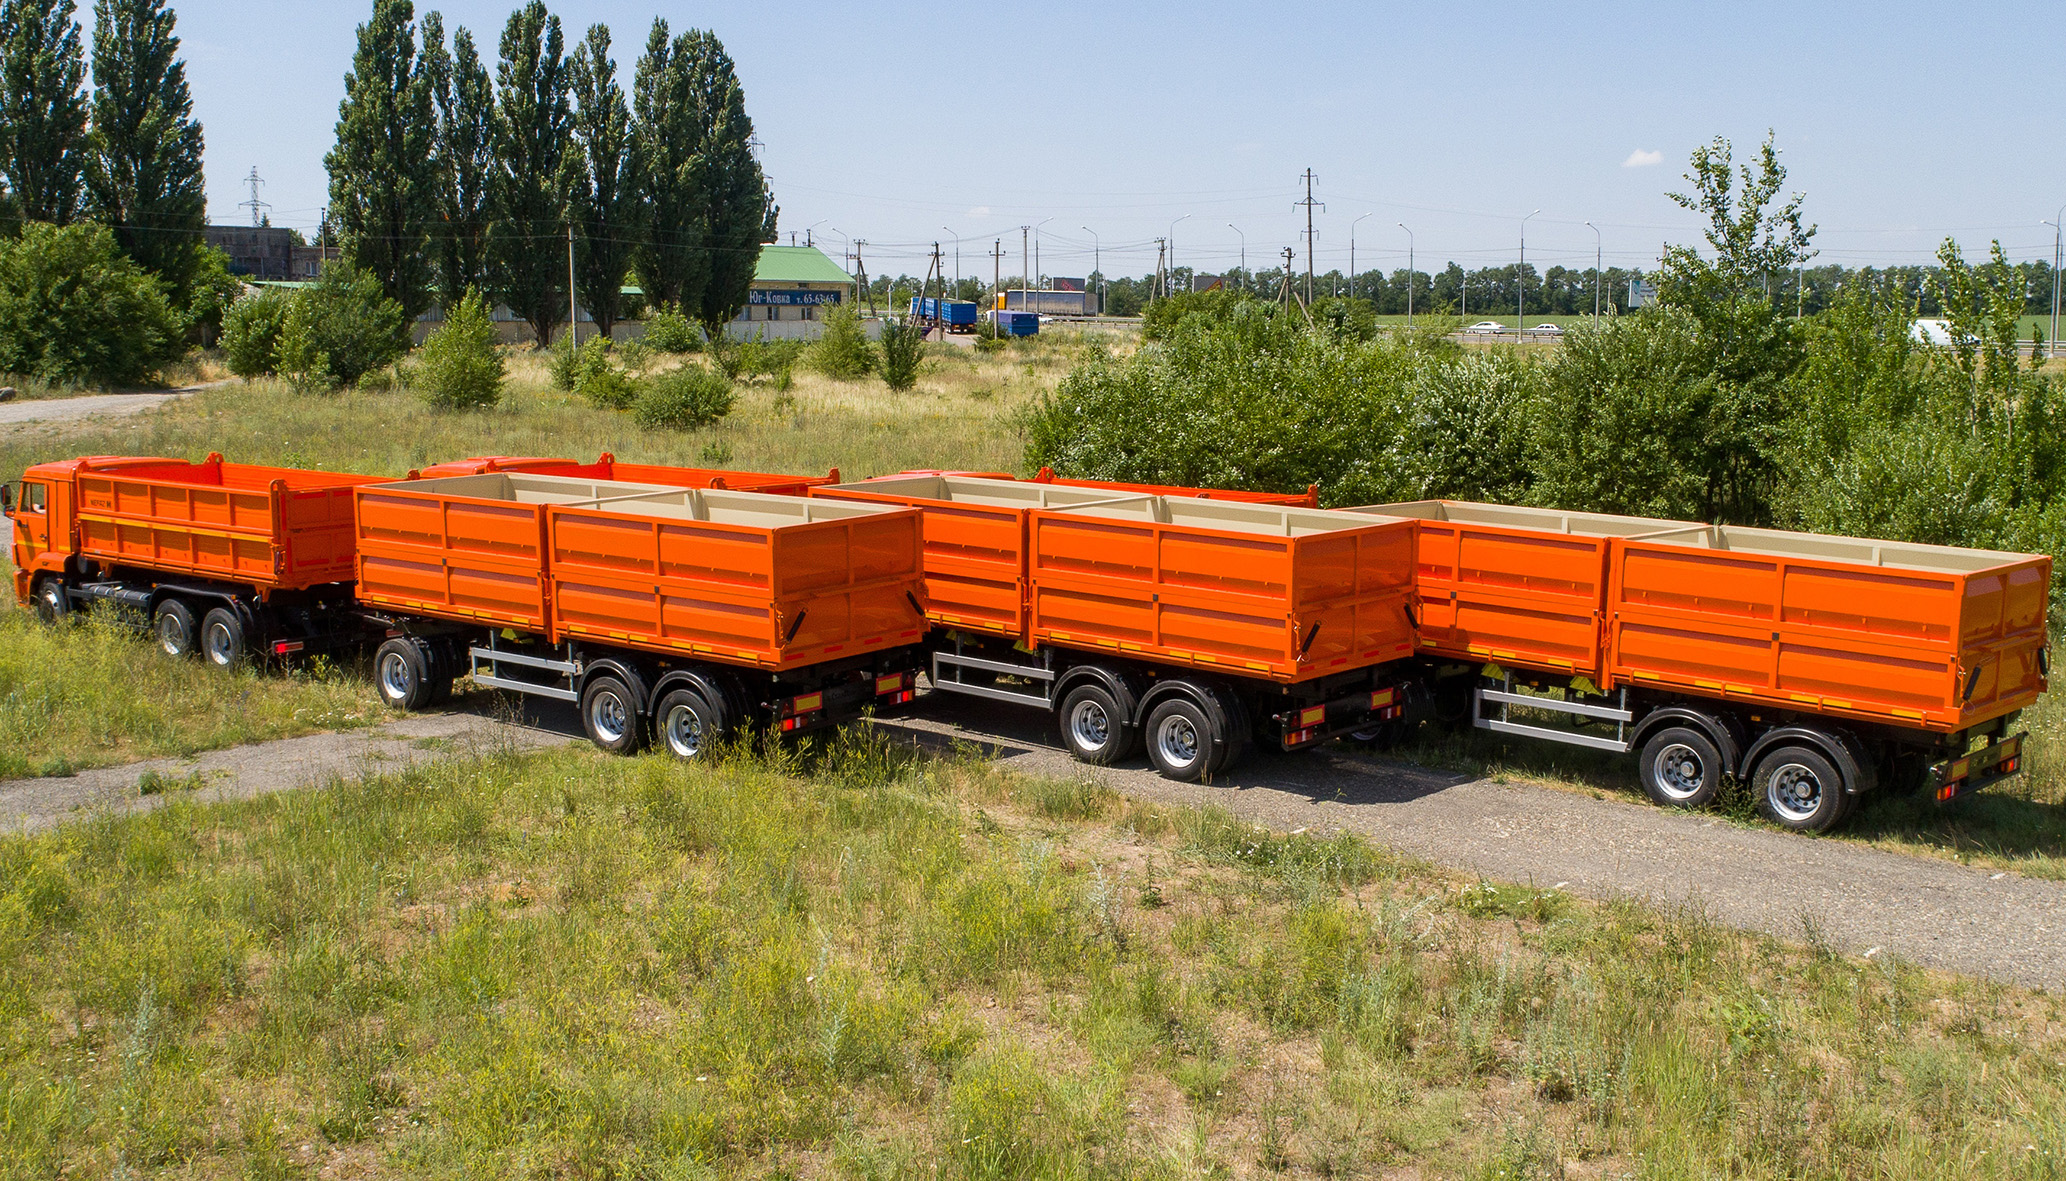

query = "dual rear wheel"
[[1637, 726, 1850, 832], [579, 675, 733, 761], [149, 598, 246, 669], [1056, 679, 1246, 783]]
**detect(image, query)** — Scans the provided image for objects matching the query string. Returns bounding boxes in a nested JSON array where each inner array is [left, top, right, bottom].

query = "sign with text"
[[749, 288, 843, 306]]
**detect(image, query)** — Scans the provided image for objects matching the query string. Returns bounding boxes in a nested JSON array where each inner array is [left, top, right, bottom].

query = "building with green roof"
[[733, 245, 856, 332]]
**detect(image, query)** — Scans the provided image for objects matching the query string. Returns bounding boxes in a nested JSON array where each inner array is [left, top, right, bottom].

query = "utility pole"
[[1153, 238, 1167, 303], [1349, 212, 1371, 302], [1295, 169, 1323, 306], [1227, 224, 1245, 290], [992, 239, 1004, 308], [1081, 226, 1101, 310], [1398, 224, 1415, 326], [942, 227, 960, 294], [2049, 204, 2065, 359], [567, 222, 578, 347], [1585, 221, 1601, 319], [854, 240, 874, 316], [1281, 246, 1296, 312], [1020, 225, 1030, 310], [239, 166, 269, 228], [1518, 208, 1540, 338]]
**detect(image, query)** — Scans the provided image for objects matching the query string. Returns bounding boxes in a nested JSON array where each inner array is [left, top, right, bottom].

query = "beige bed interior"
[[1629, 522, 2033, 574], [580, 486, 902, 529], [378, 472, 683, 504], [1048, 494, 1405, 538], [821, 474, 1142, 510], [1342, 499, 1688, 538]]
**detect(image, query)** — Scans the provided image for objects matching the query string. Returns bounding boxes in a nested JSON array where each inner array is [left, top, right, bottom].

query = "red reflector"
[[1370, 687, 1396, 709], [2001, 757, 2019, 774], [1298, 705, 1326, 727], [1288, 727, 1319, 746], [1938, 784, 1958, 801], [273, 640, 304, 654], [781, 716, 803, 732]]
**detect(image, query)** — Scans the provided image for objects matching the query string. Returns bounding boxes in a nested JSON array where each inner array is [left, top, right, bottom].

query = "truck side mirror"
[[0, 483, 12, 515]]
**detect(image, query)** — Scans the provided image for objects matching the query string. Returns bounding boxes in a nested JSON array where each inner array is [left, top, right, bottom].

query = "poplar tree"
[[85, 0, 204, 306], [0, 0, 89, 224], [421, 11, 492, 310], [568, 23, 633, 341], [630, 22, 775, 335], [487, 1, 571, 347], [326, 0, 436, 321]]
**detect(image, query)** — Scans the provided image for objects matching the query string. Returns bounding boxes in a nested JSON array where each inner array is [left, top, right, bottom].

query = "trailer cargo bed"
[[1342, 500, 1689, 677], [414, 453, 839, 496], [1607, 524, 2051, 730], [1028, 496, 1417, 682], [71, 453, 383, 590]]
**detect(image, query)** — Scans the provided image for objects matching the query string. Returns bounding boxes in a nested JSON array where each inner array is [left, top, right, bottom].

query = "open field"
[[2, 734, 2062, 1178]]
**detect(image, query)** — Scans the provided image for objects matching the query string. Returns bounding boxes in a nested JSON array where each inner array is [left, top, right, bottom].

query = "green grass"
[[0, 608, 377, 779], [0, 732, 2060, 1177]]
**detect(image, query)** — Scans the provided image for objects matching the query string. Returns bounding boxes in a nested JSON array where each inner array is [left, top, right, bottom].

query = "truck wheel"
[[1753, 745, 1851, 833], [1144, 697, 1215, 782], [1638, 727, 1723, 809], [374, 637, 435, 711], [199, 607, 246, 669], [153, 600, 198, 658], [1057, 683, 1136, 765], [655, 688, 723, 760], [580, 675, 644, 756], [31, 577, 67, 624]]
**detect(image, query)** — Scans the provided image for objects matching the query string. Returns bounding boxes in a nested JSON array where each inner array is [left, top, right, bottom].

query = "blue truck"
[[990, 309, 1039, 337], [909, 297, 980, 333]]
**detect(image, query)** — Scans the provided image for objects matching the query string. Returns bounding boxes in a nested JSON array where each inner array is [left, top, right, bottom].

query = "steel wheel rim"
[[379, 651, 412, 700], [1651, 743, 1707, 801], [589, 689, 628, 743], [665, 703, 704, 758], [1069, 699, 1111, 752], [1156, 713, 1200, 769], [204, 621, 235, 665], [1767, 762, 1823, 823], [36, 585, 60, 621], [156, 613, 185, 655]]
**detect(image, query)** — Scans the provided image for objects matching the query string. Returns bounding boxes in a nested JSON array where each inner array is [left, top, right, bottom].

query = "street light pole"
[[1583, 220, 1601, 319], [1081, 226, 1100, 306], [1398, 223, 1414, 325], [1227, 224, 1245, 290], [1350, 212, 1371, 302], [1518, 209, 1540, 338], [942, 227, 960, 294], [1034, 217, 1053, 293], [1168, 214, 1191, 294], [2049, 202, 2065, 359]]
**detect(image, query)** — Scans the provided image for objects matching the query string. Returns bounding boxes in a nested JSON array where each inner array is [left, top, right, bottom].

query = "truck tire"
[[655, 687, 724, 760], [31, 577, 67, 624], [580, 674, 644, 756], [1144, 697, 1216, 782], [153, 599, 197, 658], [1057, 683, 1136, 765], [1638, 727, 1724, 809], [374, 637, 436, 711], [199, 607, 246, 669], [1753, 745, 1851, 833]]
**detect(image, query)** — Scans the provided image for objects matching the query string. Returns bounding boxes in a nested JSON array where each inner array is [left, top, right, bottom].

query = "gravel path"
[[0, 711, 572, 835], [0, 381, 227, 428], [5, 692, 2061, 991]]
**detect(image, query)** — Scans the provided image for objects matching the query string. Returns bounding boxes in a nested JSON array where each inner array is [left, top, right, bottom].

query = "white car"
[[1463, 321, 1508, 334], [1526, 322, 1565, 336]]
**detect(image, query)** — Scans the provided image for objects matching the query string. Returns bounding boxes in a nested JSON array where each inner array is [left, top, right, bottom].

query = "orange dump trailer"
[[352, 472, 926, 753], [415, 452, 840, 496], [1030, 467, 1320, 507]]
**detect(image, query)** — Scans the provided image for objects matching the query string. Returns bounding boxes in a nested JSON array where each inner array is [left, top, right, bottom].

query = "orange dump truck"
[[352, 471, 927, 754], [1346, 500, 2051, 831], [415, 452, 841, 496], [6, 453, 386, 664], [814, 474, 1417, 781]]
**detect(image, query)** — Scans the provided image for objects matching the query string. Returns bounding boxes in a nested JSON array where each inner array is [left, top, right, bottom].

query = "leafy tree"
[[85, 0, 204, 307], [0, 220, 180, 385], [275, 261, 409, 389], [420, 12, 492, 310], [487, 0, 571, 347], [183, 244, 240, 345], [220, 285, 294, 378], [878, 319, 923, 391], [326, 0, 437, 320], [630, 22, 774, 333], [417, 286, 503, 408], [635, 363, 732, 430], [805, 302, 872, 379], [568, 23, 635, 342], [0, 0, 88, 224]]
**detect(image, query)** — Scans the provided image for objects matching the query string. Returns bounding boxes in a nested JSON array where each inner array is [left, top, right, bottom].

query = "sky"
[[167, 0, 2066, 283]]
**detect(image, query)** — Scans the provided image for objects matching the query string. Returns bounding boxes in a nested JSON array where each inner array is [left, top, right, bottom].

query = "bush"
[[879, 319, 925, 391], [0, 221, 184, 387], [1141, 288, 1252, 342], [275, 263, 409, 390], [221, 287, 296, 378], [417, 289, 504, 409], [550, 335, 612, 391], [642, 302, 702, 353], [635, 365, 735, 431], [577, 364, 640, 410], [736, 337, 807, 379], [806, 303, 874, 379]]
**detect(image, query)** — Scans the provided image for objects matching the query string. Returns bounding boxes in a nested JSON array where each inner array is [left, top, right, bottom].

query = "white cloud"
[[968, 205, 991, 217], [1622, 149, 1664, 168]]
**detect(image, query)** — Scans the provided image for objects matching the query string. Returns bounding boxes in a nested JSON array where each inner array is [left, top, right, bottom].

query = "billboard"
[[1050, 277, 1086, 292]]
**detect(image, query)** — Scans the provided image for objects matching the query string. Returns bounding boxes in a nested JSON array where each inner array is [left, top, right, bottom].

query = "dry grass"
[[0, 732, 2059, 1178]]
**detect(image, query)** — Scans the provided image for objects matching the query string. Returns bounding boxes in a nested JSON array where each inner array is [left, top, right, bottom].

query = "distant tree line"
[[327, 0, 775, 346], [0, 0, 224, 384]]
